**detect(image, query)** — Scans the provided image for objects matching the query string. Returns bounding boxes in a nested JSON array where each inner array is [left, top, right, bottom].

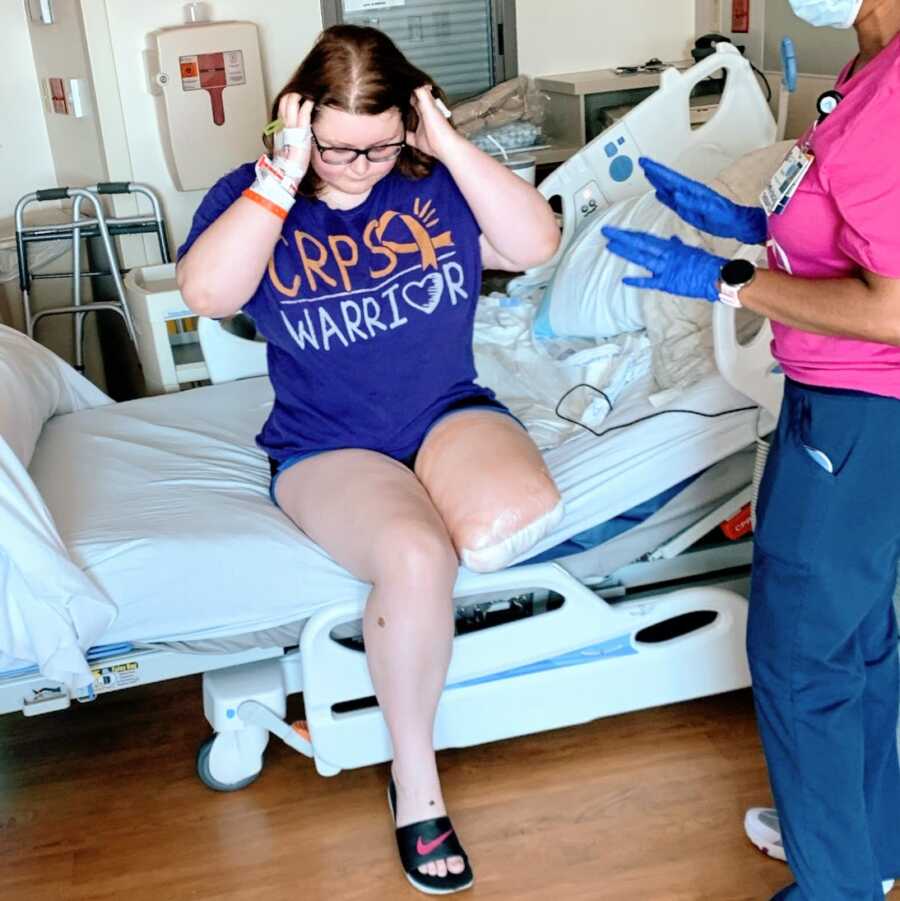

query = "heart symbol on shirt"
[[402, 273, 444, 314]]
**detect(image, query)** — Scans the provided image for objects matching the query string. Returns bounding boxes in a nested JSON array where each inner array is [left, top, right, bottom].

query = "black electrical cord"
[[554, 383, 757, 439], [751, 62, 773, 102]]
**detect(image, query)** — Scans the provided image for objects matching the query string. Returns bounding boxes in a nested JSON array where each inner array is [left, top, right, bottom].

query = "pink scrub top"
[[766, 31, 900, 399]]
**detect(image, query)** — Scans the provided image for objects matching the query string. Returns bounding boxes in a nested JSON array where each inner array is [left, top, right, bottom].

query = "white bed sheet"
[[473, 293, 652, 449], [28, 365, 760, 651]]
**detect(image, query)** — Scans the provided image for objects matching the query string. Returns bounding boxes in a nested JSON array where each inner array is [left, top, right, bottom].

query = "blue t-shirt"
[[178, 162, 497, 462]]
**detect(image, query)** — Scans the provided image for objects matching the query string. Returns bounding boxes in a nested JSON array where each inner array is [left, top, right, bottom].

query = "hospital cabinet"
[[536, 63, 723, 152]]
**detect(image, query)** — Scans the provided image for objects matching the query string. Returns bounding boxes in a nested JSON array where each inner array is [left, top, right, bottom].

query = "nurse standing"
[[603, 1, 900, 898]]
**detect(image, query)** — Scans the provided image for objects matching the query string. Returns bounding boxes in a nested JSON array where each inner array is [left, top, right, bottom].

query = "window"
[[320, 0, 517, 100]]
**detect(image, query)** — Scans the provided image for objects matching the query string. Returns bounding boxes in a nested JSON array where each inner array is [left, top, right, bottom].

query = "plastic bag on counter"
[[452, 76, 549, 144], [471, 121, 543, 154]]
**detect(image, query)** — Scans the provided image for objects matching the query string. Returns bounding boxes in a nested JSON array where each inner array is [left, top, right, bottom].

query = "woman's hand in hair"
[[275, 93, 314, 177], [407, 86, 460, 162]]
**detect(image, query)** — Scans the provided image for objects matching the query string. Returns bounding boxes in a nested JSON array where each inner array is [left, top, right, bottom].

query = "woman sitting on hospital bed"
[[176, 24, 561, 896]]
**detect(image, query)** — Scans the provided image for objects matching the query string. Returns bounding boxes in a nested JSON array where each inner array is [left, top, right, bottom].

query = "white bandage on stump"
[[460, 499, 565, 573]]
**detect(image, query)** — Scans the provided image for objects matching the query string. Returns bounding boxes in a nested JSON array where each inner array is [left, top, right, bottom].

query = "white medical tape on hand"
[[272, 127, 311, 179], [275, 126, 312, 154], [434, 98, 452, 119], [272, 154, 307, 179], [281, 125, 312, 146]]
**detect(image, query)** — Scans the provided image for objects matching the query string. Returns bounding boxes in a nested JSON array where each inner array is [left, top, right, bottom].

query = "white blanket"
[[0, 326, 117, 688], [473, 293, 652, 449]]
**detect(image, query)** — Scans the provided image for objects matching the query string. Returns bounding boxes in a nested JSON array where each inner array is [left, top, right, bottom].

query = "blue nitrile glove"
[[602, 226, 728, 302], [640, 157, 768, 245]]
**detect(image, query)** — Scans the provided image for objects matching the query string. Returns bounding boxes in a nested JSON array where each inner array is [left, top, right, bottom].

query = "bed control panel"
[[576, 181, 603, 219], [595, 123, 644, 203], [604, 134, 635, 183], [571, 124, 643, 225]]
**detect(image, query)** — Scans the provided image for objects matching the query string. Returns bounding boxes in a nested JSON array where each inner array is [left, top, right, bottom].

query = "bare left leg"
[[274, 450, 465, 880]]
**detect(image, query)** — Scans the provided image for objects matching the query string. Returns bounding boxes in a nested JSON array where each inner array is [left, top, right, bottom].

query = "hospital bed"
[[0, 45, 783, 789]]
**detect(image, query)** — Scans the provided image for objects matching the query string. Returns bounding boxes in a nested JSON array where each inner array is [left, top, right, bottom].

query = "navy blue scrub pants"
[[748, 379, 900, 901]]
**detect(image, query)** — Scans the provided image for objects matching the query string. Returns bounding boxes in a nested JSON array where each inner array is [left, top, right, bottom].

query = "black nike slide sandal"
[[387, 778, 474, 895]]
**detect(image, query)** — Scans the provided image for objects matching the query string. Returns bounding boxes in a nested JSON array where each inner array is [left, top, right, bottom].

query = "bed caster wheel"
[[196, 734, 263, 792]]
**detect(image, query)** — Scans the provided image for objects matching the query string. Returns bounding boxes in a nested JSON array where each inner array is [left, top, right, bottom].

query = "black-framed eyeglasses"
[[311, 129, 406, 165]]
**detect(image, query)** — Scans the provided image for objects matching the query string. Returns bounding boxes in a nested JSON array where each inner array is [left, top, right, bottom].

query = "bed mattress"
[[27, 365, 759, 649]]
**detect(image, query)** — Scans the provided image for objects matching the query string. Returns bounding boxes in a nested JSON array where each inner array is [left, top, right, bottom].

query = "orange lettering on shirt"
[[375, 211, 454, 271], [295, 231, 337, 292], [267, 235, 301, 298], [363, 218, 397, 279], [328, 234, 359, 292]]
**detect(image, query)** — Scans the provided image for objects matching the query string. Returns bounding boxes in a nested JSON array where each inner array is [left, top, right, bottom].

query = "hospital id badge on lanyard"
[[760, 89, 843, 217], [760, 142, 815, 216]]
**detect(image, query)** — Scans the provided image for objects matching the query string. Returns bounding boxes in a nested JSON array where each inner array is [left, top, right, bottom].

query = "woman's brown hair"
[[265, 25, 451, 198]]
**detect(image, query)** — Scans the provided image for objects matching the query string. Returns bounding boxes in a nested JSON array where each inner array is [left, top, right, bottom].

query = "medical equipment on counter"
[[515, 44, 776, 291], [15, 183, 169, 372], [145, 20, 266, 191], [124, 259, 267, 393], [123, 263, 208, 393], [777, 37, 798, 141]]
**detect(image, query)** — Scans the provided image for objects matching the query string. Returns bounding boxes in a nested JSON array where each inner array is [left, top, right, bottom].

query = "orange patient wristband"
[[244, 153, 300, 220], [242, 188, 289, 220]]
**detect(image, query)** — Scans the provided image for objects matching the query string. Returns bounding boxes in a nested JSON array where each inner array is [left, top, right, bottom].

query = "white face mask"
[[788, 0, 864, 28]]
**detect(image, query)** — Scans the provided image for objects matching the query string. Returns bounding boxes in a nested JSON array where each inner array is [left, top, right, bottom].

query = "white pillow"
[[533, 191, 738, 342], [534, 143, 794, 393], [710, 140, 795, 206], [646, 144, 795, 393], [0, 326, 116, 688], [0, 325, 111, 466]]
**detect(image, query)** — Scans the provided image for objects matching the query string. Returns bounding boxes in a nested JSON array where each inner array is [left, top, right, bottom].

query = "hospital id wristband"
[[254, 153, 301, 199], [242, 188, 288, 220], [246, 174, 295, 215]]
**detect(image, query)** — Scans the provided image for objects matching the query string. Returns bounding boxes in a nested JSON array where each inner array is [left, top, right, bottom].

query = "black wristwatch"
[[718, 259, 757, 308]]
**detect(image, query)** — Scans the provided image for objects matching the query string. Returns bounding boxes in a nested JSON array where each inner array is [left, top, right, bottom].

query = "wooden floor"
[[0, 678, 791, 901]]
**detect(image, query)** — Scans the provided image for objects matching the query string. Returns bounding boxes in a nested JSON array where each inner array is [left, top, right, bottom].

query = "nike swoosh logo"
[[416, 829, 453, 856]]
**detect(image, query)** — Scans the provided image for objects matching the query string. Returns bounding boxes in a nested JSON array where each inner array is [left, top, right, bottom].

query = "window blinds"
[[342, 0, 496, 99]]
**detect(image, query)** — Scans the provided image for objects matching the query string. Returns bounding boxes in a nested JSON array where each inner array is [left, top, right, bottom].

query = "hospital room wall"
[[0, 10, 55, 223], [0, 4, 56, 329], [716, 0, 859, 140], [514, 0, 696, 75], [0, 2, 107, 382], [761, 0, 858, 140], [85, 0, 325, 268]]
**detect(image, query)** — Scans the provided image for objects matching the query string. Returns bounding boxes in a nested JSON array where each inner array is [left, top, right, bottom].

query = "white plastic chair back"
[[197, 316, 268, 384]]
